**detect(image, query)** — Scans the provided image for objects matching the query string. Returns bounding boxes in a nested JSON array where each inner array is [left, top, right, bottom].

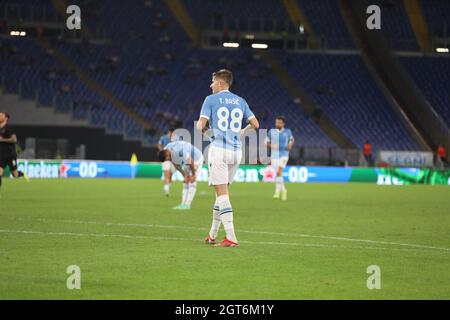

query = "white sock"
[[275, 177, 281, 193], [277, 176, 286, 192], [209, 200, 221, 240], [217, 194, 237, 243], [163, 183, 170, 194], [182, 183, 189, 204], [275, 176, 282, 193], [185, 182, 197, 206]]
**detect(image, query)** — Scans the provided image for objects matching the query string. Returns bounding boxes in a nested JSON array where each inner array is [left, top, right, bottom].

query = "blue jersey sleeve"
[[163, 141, 172, 151], [288, 129, 294, 142], [158, 136, 164, 145], [200, 96, 212, 120]]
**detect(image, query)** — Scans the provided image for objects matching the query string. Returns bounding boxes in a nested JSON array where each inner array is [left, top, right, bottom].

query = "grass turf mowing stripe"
[[1, 229, 449, 254], [3, 216, 450, 253]]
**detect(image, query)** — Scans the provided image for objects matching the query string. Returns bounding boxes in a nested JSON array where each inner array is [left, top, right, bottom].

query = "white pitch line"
[[0, 229, 442, 253], [2, 216, 450, 253], [25, 217, 450, 253], [0, 229, 194, 242]]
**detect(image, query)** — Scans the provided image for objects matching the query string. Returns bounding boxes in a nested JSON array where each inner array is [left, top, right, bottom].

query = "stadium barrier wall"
[[3, 159, 450, 185]]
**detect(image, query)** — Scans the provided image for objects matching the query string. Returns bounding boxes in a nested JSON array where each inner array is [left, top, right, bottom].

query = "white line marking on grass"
[[0, 228, 449, 254], [31, 217, 450, 253], [0, 229, 437, 252], [0, 229, 194, 241], [3, 217, 450, 253]]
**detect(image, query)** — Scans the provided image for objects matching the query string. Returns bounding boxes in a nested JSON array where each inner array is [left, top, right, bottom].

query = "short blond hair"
[[212, 69, 233, 86]]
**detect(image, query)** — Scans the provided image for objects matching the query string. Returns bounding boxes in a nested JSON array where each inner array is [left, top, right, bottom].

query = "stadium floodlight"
[[223, 42, 240, 48], [10, 30, 26, 37], [436, 48, 449, 53], [299, 24, 305, 34], [251, 43, 269, 49]]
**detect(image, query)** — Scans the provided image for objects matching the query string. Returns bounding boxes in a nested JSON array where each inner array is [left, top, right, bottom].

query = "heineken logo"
[[18, 161, 61, 179]]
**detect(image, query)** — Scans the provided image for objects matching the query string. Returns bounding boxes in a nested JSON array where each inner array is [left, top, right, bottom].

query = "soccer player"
[[0, 112, 29, 192], [157, 128, 176, 196], [161, 140, 204, 210], [266, 116, 294, 201], [197, 69, 259, 247]]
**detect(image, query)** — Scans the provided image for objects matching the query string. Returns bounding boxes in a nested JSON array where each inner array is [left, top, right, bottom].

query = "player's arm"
[[240, 118, 259, 137], [197, 96, 212, 133], [184, 153, 196, 177], [196, 117, 208, 131], [0, 134, 17, 143], [287, 135, 295, 151], [173, 163, 185, 176], [264, 129, 274, 150], [157, 137, 163, 152], [248, 116, 259, 130], [242, 100, 259, 132], [189, 159, 195, 177], [197, 116, 214, 139]]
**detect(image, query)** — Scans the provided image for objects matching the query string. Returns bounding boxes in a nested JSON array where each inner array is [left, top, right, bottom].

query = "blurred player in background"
[[197, 69, 259, 247], [0, 112, 29, 193], [160, 140, 203, 210], [266, 116, 294, 201], [363, 140, 373, 167], [157, 128, 176, 196], [437, 143, 446, 168]]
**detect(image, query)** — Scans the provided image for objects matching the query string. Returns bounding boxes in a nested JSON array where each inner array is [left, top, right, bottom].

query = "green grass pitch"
[[0, 178, 449, 299]]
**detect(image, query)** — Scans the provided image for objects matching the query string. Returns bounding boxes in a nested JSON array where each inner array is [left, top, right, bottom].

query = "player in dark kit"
[[0, 112, 29, 191]]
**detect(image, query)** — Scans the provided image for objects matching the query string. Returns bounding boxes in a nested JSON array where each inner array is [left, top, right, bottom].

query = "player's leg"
[[11, 169, 25, 178], [172, 164, 190, 210], [205, 148, 223, 243], [180, 176, 189, 207], [278, 166, 286, 200], [173, 180, 189, 209], [176, 163, 198, 210], [162, 161, 172, 196], [163, 170, 170, 195], [214, 183, 239, 246], [214, 149, 241, 247], [206, 193, 220, 244], [275, 166, 283, 197], [10, 158, 29, 182], [0, 166, 4, 191], [176, 164, 187, 207], [205, 146, 237, 245], [272, 158, 281, 199], [184, 165, 198, 208], [179, 165, 198, 210], [279, 157, 288, 200]]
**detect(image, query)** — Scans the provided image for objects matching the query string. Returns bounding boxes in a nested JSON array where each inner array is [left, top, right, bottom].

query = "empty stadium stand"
[[2, 0, 449, 163]]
